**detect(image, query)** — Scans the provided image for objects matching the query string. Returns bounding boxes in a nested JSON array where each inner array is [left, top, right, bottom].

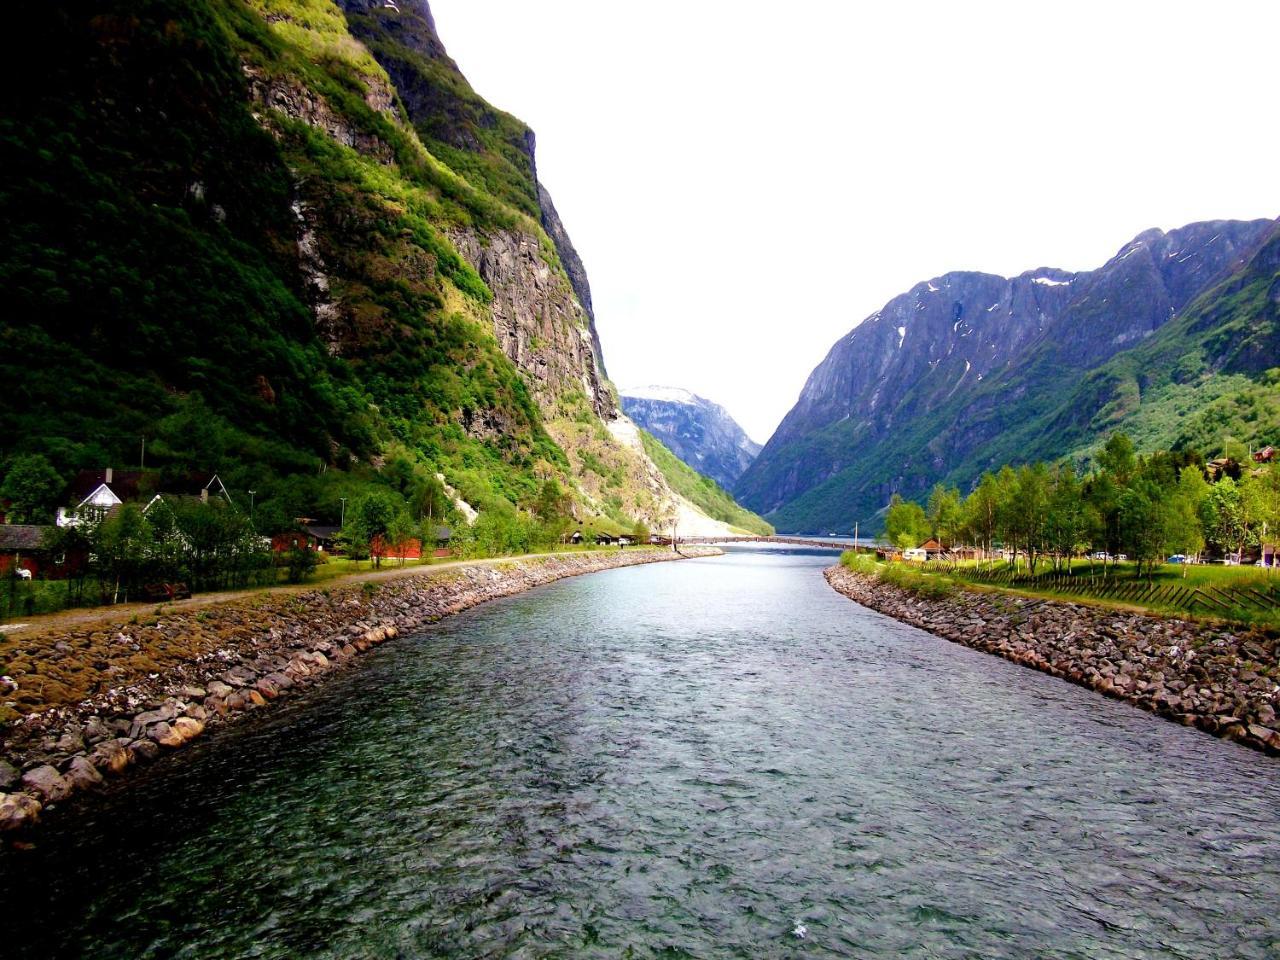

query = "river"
[[2, 545, 1278, 958]]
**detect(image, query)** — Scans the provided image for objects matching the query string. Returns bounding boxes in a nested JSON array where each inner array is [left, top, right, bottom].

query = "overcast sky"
[[429, 0, 1278, 444]]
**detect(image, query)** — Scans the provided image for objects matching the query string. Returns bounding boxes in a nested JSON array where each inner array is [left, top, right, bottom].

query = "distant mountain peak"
[[620, 387, 761, 490], [621, 385, 699, 405]]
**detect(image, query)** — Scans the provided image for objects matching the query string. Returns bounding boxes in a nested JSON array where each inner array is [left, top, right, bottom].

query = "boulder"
[[0, 793, 41, 832], [64, 755, 103, 791], [128, 739, 161, 765], [147, 722, 185, 749], [21, 764, 71, 803], [172, 717, 204, 742], [90, 740, 131, 776]]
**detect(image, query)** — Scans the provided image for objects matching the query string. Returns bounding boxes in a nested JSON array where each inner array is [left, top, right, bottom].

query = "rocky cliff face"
[[621, 387, 761, 489], [738, 219, 1278, 532], [340, 0, 614, 418]]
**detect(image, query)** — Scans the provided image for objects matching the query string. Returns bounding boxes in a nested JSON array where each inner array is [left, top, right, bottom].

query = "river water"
[[2, 546, 1278, 958]]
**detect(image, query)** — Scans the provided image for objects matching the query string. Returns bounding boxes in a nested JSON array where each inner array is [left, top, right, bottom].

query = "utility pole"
[[140, 435, 146, 469], [854, 520, 859, 554], [249, 490, 256, 520], [340, 497, 347, 527]]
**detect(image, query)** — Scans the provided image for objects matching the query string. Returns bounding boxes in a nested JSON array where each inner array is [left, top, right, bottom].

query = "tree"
[[92, 503, 153, 604], [885, 494, 930, 550], [999, 464, 1051, 572], [926, 484, 963, 547], [632, 518, 651, 545], [1116, 478, 1169, 578], [963, 472, 1000, 565], [1044, 466, 1091, 573], [0, 454, 63, 524], [386, 509, 417, 568], [1200, 477, 1250, 561], [344, 490, 406, 568], [1097, 432, 1136, 487]]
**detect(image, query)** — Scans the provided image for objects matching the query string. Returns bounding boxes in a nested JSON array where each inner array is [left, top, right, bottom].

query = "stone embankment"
[[0, 549, 717, 835], [825, 566, 1280, 757]]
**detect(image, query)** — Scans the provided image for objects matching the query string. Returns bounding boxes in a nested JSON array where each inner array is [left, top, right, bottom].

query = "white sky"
[[428, 0, 1279, 444]]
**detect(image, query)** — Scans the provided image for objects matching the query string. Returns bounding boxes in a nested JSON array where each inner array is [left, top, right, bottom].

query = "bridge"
[[674, 535, 869, 552]]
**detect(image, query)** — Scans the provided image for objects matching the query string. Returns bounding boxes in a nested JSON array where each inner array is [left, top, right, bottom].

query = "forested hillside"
[[0, 0, 736, 540]]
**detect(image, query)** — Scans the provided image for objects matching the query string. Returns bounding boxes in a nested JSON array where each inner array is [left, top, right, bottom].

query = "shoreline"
[[0, 547, 720, 835], [825, 565, 1280, 757]]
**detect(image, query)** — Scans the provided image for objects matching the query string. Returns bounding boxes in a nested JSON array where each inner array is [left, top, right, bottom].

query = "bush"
[[283, 546, 319, 584]]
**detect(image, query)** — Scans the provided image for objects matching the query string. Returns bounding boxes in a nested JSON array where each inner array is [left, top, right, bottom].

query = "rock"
[[206, 680, 233, 698], [222, 666, 256, 688], [90, 740, 131, 776], [21, 765, 71, 804], [0, 760, 19, 791], [172, 717, 204, 742], [147, 722, 185, 749], [55, 730, 86, 755], [184, 703, 208, 722], [254, 678, 279, 700], [0, 793, 41, 832], [177, 685, 207, 700], [128, 739, 161, 765], [82, 717, 111, 744], [64, 756, 103, 791]]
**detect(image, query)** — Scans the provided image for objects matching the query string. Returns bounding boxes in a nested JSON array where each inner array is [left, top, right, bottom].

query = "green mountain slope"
[[0, 0, 759, 536], [754, 222, 1280, 533], [637, 431, 774, 536]]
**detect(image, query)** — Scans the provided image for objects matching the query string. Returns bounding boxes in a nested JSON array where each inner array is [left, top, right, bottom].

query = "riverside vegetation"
[[883, 432, 1279, 580]]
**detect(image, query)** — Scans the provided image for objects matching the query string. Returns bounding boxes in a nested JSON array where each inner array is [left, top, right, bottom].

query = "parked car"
[[1090, 551, 1109, 561], [1167, 555, 1186, 564], [1116, 553, 1129, 561]]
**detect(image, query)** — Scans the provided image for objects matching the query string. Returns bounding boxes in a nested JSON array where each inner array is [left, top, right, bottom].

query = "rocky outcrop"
[[535, 179, 608, 378], [739, 218, 1278, 531], [0, 549, 718, 836], [243, 64, 395, 163], [825, 565, 1280, 756], [448, 228, 614, 419], [621, 386, 761, 490]]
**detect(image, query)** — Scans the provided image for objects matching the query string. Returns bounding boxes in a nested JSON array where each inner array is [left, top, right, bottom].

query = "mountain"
[[0, 0, 754, 536], [620, 387, 761, 490], [737, 218, 1280, 532]]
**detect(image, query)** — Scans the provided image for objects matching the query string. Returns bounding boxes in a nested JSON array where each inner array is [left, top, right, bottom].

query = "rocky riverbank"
[[825, 565, 1280, 757], [0, 548, 719, 835]]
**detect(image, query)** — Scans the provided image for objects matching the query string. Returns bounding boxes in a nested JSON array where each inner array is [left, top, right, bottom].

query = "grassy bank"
[[840, 551, 1280, 629]]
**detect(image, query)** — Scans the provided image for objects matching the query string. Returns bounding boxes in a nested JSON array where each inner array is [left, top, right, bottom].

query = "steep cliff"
[[621, 387, 761, 490], [739, 218, 1279, 532], [0, 0, 729, 534]]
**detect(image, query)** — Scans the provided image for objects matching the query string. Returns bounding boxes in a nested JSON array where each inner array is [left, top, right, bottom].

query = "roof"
[[432, 525, 452, 540], [68, 469, 147, 505], [305, 525, 341, 540], [0, 525, 51, 551]]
